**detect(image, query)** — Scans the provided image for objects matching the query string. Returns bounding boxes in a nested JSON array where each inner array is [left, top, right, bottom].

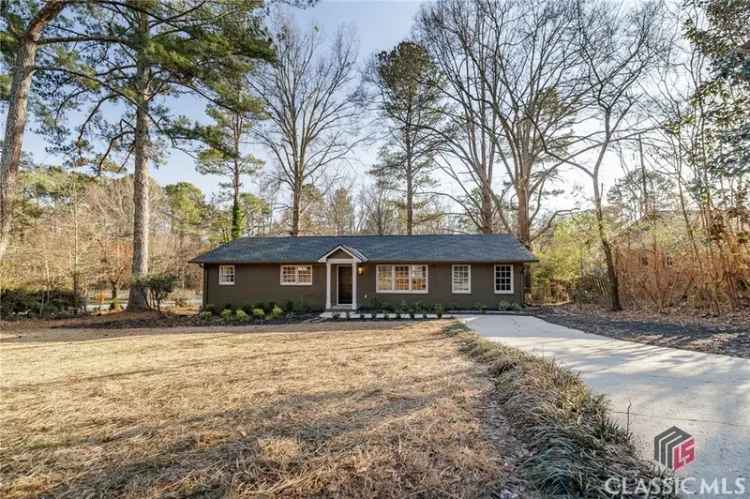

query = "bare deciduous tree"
[[539, 0, 670, 310], [416, 0, 584, 242], [249, 19, 361, 236], [358, 179, 399, 235]]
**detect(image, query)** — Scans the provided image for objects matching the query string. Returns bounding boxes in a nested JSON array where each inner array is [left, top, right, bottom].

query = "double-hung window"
[[280, 265, 313, 286], [452, 265, 471, 294], [219, 265, 235, 285], [376, 264, 428, 293], [494, 264, 513, 294]]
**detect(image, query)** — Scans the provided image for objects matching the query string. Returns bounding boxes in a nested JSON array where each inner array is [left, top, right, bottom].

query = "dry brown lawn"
[[0, 320, 523, 498]]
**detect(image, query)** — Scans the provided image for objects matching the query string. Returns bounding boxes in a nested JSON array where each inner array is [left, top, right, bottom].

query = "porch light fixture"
[[357, 266, 365, 276]]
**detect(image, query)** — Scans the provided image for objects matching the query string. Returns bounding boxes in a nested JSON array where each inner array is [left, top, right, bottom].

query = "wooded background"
[[1, 0, 748, 314]]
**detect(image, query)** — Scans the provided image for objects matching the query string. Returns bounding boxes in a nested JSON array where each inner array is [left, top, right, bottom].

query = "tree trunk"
[[516, 183, 531, 247], [290, 181, 301, 236], [406, 175, 413, 236], [111, 281, 118, 301], [479, 180, 494, 234], [0, 0, 66, 261], [594, 183, 622, 311], [127, 11, 151, 311], [231, 165, 241, 239], [677, 175, 700, 262]]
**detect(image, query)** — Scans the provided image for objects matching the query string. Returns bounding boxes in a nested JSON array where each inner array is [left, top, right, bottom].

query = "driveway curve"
[[463, 315, 750, 497]]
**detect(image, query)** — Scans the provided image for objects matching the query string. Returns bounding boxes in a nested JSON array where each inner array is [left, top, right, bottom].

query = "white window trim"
[[218, 265, 235, 286], [494, 264, 514, 294], [376, 264, 429, 294], [280, 265, 313, 286], [451, 264, 472, 294]]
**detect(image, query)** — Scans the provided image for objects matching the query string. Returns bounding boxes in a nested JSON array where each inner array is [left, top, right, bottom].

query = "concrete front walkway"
[[464, 315, 750, 496]]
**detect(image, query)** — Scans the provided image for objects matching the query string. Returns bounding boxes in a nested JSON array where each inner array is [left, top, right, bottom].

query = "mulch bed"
[[1, 311, 319, 331], [56, 313, 320, 330], [533, 304, 750, 358]]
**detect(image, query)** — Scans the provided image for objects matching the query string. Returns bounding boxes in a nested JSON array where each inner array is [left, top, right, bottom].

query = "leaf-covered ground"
[[535, 304, 750, 358]]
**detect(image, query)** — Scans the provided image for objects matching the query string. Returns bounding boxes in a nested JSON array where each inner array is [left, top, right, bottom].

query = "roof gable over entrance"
[[317, 245, 367, 262], [191, 234, 537, 264]]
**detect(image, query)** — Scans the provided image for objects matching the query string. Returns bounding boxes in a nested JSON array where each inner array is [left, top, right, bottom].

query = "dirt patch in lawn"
[[534, 304, 750, 358], [0, 320, 532, 498]]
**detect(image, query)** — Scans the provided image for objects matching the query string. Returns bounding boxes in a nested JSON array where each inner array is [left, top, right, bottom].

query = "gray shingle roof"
[[191, 234, 537, 264]]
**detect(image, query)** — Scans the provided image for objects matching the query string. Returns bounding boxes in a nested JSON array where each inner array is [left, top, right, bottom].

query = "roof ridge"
[[231, 233, 514, 240], [191, 232, 537, 264]]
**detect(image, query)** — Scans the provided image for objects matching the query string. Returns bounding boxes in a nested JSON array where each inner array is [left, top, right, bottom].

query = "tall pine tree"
[[35, 1, 274, 309]]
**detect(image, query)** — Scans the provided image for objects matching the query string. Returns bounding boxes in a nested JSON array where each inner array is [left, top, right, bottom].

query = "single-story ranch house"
[[191, 234, 537, 311]]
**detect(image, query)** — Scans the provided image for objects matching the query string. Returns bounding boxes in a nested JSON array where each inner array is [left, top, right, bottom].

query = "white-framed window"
[[452, 264, 471, 294], [494, 264, 513, 294], [280, 265, 313, 286], [219, 265, 235, 285], [376, 264, 428, 293]]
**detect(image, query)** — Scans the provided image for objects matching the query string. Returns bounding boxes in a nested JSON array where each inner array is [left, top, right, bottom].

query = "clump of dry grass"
[[443, 322, 673, 498], [1, 320, 517, 498]]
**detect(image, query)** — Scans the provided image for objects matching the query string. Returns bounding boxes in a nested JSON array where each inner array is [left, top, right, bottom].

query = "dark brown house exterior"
[[192, 234, 537, 311]]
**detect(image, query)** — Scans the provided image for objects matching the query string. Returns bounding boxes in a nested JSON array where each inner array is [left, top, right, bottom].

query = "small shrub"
[[220, 308, 233, 321], [435, 304, 444, 318], [199, 311, 213, 320], [132, 273, 178, 312], [203, 304, 218, 315], [270, 305, 284, 320], [476, 303, 487, 314], [241, 304, 254, 315], [235, 309, 249, 321], [252, 308, 265, 320], [332, 312, 341, 320], [498, 301, 522, 312], [293, 299, 312, 314]]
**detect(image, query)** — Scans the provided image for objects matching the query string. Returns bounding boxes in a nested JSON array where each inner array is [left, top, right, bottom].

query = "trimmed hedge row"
[[203, 300, 321, 318]]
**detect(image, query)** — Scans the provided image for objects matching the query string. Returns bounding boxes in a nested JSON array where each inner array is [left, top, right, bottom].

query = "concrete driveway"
[[463, 315, 750, 497]]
